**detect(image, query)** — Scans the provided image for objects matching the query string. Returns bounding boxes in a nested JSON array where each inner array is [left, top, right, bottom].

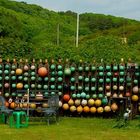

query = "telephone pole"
[[57, 24, 60, 46], [76, 13, 79, 47]]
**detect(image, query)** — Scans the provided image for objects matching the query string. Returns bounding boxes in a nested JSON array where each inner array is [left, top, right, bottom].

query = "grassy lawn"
[[0, 117, 140, 140]]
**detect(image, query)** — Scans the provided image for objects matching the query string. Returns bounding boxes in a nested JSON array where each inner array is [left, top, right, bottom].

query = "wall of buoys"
[[0, 58, 139, 117]]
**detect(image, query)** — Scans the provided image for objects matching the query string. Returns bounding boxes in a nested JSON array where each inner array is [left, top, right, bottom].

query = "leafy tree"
[[0, 0, 140, 64]]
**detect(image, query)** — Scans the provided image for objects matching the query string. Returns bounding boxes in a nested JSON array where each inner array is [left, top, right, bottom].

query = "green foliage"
[[128, 31, 140, 45], [0, 0, 140, 63]]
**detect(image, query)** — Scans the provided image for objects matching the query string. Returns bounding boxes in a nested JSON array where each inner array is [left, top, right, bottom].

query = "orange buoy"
[[83, 106, 90, 113], [16, 83, 23, 89], [97, 107, 104, 114], [111, 103, 118, 112], [38, 67, 48, 77], [62, 103, 69, 110], [77, 105, 83, 113], [10, 102, 16, 109], [90, 107, 96, 114], [5, 101, 9, 107], [16, 68, 23, 75]]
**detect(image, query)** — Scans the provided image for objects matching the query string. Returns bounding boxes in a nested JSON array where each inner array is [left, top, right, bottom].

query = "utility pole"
[[57, 24, 60, 46], [76, 13, 79, 47]]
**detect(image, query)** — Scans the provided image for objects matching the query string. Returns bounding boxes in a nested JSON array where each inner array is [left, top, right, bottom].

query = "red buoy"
[[38, 67, 48, 77]]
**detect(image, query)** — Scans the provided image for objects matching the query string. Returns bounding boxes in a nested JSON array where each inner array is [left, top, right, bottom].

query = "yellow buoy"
[[95, 99, 102, 107], [97, 107, 104, 114], [132, 95, 139, 101], [104, 106, 111, 112], [70, 105, 76, 112], [88, 99, 95, 106]]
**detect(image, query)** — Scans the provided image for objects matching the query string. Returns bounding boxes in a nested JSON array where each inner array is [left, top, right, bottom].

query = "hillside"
[[0, 0, 140, 63]]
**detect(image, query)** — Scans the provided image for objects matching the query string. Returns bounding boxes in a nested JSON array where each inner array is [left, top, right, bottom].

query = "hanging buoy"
[[111, 103, 118, 112], [62, 103, 69, 110], [132, 86, 139, 94], [83, 106, 90, 113], [64, 68, 71, 75], [38, 67, 48, 77], [70, 106, 76, 112], [77, 105, 83, 113], [132, 95, 139, 101], [90, 107, 96, 113], [68, 99, 74, 106], [75, 99, 81, 106], [81, 99, 87, 106], [97, 107, 104, 114], [95, 99, 102, 107], [88, 99, 95, 106], [16, 68, 23, 75], [63, 94, 70, 102], [104, 106, 111, 112]]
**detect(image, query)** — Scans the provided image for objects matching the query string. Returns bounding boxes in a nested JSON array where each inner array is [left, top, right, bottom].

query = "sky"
[[14, 0, 140, 21]]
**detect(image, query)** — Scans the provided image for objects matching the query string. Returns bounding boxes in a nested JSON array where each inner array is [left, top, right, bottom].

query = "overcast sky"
[[14, 0, 140, 21]]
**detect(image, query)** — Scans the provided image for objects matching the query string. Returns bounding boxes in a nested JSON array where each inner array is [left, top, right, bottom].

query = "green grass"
[[0, 117, 140, 140]]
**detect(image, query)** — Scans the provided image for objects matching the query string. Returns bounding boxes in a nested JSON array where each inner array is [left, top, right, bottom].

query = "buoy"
[[70, 106, 76, 112], [81, 99, 87, 106], [16, 68, 23, 75], [104, 106, 111, 112], [97, 107, 104, 114], [83, 106, 90, 113], [77, 105, 83, 113], [63, 94, 70, 102], [95, 99, 102, 107], [38, 67, 48, 77], [64, 68, 71, 75], [68, 99, 74, 106], [90, 107, 96, 114], [75, 99, 81, 106], [62, 103, 69, 110], [88, 99, 95, 106], [133, 86, 139, 94], [132, 95, 139, 101], [111, 103, 118, 112], [16, 83, 23, 89]]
